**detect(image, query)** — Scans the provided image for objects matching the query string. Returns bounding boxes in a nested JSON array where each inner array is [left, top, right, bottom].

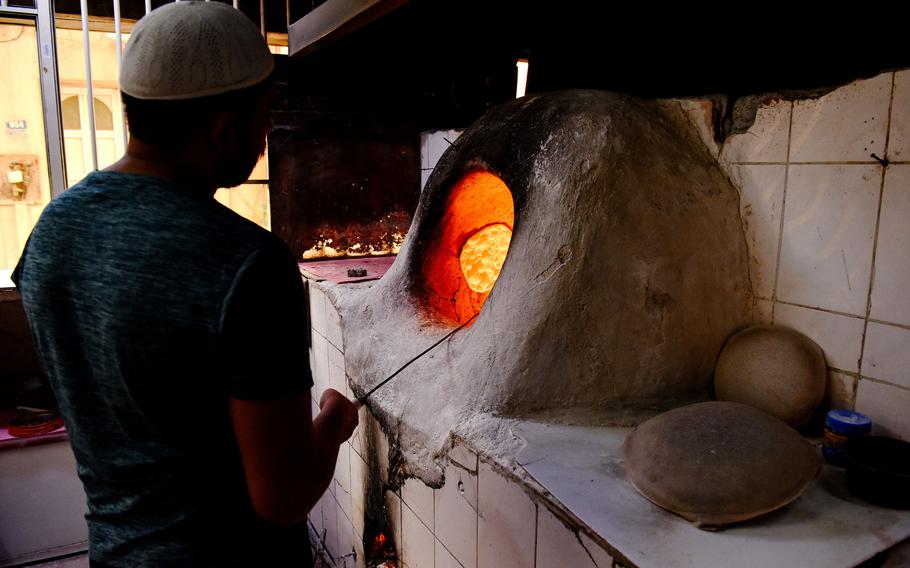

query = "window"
[[0, 19, 54, 286], [60, 90, 125, 186], [55, 25, 277, 231], [1, 11, 286, 287]]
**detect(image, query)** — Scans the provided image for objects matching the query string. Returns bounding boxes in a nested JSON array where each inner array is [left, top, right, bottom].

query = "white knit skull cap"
[[120, 1, 275, 101]]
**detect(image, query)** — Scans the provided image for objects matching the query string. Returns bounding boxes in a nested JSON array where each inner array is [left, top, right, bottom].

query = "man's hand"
[[230, 388, 358, 528], [316, 388, 359, 447]]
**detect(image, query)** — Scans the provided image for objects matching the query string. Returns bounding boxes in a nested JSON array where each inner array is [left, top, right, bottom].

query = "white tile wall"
[[436, 539, 464, 568], [386, 489, 403, 559], [536, 505, 604, 568], [705, 71, 910, 441], [402, 501, 435, 568], [448, 443, 477, 471], [335, 442, 353, 522], [326, 297, 344, 351], [329, 345, 347, 398], [328, 341, 345, 373], [789, 73, 891, 162], [311, 331, 330, 397], [308, 282, 327, 337], [870, 165, 910, 326], [827, 370, 857, 411], [729, 164, 786, 299], [855, 379, 910, 442], [891, 70, 910, 161], [435, 448, 478, 568], [322, 489, 340, 560], [861, 322, 910, 389], [354, 537, 366, 568], [419, 129, 465, 193], [477, 462, 536, 568], [349, 414, 364, 460], [773, 303, 865, 373], [336, 514, 357, 567], [720, 100, 792, 164], [776, 164, 880, 315], [350, 451, 367, 538], [426, 130, 460, 168], [309, 495, 325, 541], [419, 131, 431, 170], [580, 533, 615, 568], [401, 478, 435, 532]]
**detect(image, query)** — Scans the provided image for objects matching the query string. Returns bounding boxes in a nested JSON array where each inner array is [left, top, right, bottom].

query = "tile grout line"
[[402, 487, 434, 536], [772, 301, 910, 332], [774, 299, 866, 320], [856, 70, 896, 406], [867, 318, 910, 332], [860, 374, 910, 392], [474, 456, 480, 568], [770, 101, 795, 323], [432, 475, 437, 568], [823, 366, 910, 391]]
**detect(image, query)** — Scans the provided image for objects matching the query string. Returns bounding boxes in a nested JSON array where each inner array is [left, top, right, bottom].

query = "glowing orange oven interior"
[[422, 171, 514, 323]]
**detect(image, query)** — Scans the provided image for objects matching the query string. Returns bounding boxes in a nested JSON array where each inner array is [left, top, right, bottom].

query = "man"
[[13, 3, 358, 566]]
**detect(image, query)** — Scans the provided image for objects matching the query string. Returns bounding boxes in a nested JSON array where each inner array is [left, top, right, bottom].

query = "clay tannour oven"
[[328, 89, 752, 472]]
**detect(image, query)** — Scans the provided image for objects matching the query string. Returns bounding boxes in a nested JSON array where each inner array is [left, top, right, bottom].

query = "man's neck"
[[105, 141, 217, 197]]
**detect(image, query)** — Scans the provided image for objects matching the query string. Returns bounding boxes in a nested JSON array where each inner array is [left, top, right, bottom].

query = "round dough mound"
[[624, 401, 820, 528], [715, 325, 826, 427]]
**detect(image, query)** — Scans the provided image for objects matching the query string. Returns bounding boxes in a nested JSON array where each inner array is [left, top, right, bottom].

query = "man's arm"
[[230, 387, 358, 528]]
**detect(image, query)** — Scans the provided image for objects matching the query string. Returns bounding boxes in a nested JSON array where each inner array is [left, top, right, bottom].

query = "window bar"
[[35, 0, 67, 196], [259, 0, 265, 38], [80, 0, 99, 171], [113, 0, 128, 150]]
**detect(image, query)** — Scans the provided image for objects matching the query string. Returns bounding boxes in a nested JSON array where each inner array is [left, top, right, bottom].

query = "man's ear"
[[208, 111, 235, 151]]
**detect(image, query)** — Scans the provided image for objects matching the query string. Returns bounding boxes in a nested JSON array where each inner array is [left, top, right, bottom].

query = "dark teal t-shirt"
[[13, 171, 313, 567]]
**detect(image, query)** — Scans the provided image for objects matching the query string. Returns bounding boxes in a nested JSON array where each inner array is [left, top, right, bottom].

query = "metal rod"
[[35, 0, 67, 195], [0, 5, 38, 13], [113, 0, 127, 151], [145, 0, 151, 14], [259, 0, 265, 38], [79, 0, 98, 171], [358, 313, 478, 404], [0, 0, 8, 10], [285, 0, 290, 31], [232, 0, 237, 9]]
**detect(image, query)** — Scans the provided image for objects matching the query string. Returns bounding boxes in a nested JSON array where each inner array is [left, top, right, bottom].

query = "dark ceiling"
[[60, 0, 909, 130], [279, 1, 909, 129]]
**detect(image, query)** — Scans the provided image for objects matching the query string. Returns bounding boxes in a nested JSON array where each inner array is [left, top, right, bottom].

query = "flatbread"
[[715, 325, 826, 427], [624, 401, 820, 528]]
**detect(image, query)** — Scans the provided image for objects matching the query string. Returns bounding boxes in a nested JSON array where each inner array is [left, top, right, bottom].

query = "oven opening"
[[421, 170, 514, 324]]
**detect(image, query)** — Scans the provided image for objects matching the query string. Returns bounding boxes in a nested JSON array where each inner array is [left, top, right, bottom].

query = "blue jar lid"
[[826, 409, 872, 435]]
